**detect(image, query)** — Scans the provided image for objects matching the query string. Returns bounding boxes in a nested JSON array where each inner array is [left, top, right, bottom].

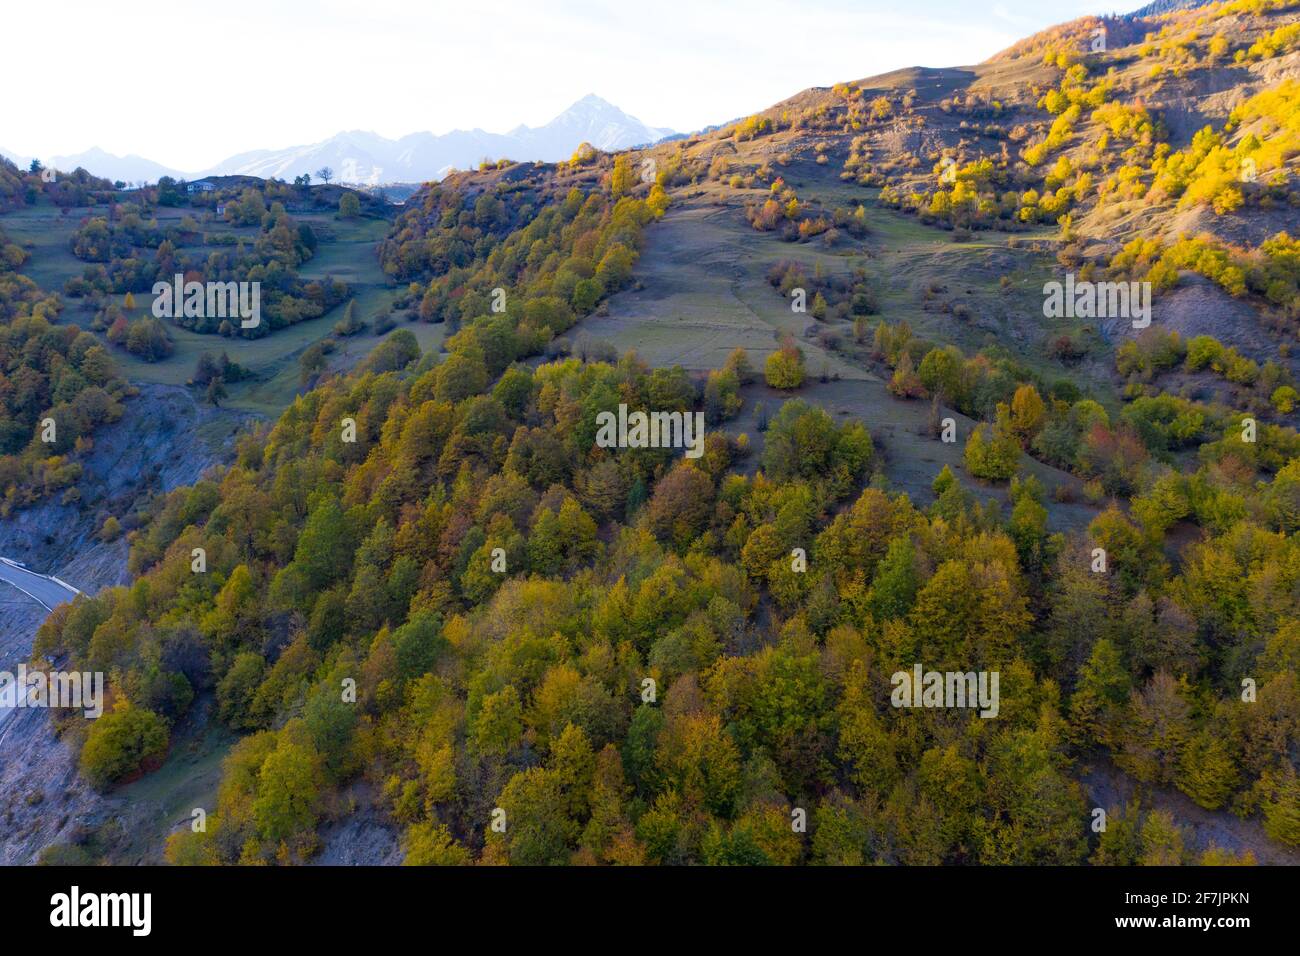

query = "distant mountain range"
[[0, 95, 676, 187], [0, 146, 184, 185]]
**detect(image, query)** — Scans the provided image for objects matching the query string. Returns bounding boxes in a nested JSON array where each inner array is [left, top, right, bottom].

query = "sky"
[[3, 0, 1119, 173]]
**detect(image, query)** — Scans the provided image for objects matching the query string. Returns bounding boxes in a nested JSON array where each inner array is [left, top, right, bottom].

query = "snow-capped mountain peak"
[[1, 96, 678, 187]]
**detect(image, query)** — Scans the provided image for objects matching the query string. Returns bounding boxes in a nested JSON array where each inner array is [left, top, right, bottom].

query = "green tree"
[[79, 703, 169, 789], [964, 423, 1020, 481], [403, 822, 471, 865], [338, 192, 362, 218], [492, 767, 578, 865], [253, 726, 324, 843]]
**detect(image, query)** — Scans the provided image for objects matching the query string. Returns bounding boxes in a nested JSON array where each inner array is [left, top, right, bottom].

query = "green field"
[[0, 197, 439, 418], [579, 201, 867, 380]]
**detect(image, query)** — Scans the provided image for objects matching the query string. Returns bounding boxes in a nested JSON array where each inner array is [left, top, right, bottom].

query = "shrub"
[[79, 703, 169, 789], [1185, 335, 1223, 371], [765, 340, 805, 390], [1271, 385, 1298, 414]]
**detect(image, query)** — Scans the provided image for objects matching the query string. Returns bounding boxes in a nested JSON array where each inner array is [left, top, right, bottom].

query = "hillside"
[[3, 0, 1300, 869]]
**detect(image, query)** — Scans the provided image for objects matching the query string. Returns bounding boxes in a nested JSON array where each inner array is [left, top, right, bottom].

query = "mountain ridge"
[[0, 94, 676, 187]]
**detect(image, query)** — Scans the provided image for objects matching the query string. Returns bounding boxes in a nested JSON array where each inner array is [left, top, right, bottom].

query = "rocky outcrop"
[[0, 384, 245, 577]]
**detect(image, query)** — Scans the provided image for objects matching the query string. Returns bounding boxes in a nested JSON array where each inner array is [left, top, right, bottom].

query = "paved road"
[[0, 558, 80, 612], [0, 559, 81, 740]]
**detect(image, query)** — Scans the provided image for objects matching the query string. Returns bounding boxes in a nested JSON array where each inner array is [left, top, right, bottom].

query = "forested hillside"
[[0, 157, 115, 213], [31, 170, 1300, 865], [0, 223, 130, 515], [65, 179, 357, 343], [31, 335, 1300, 865], [16, 0, 1300, 866]]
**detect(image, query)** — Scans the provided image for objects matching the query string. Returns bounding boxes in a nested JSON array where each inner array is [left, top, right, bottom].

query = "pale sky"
[[3, 0, 1118, 172]]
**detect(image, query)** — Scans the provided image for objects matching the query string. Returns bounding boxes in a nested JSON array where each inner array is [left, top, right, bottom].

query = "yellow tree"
[[610, 154, 635, 199], [765, 337, 805, 390]]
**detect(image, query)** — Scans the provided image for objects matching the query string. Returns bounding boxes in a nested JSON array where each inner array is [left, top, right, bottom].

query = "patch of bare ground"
[[1080, 756, 1300, 865], [311, 782, 404, 866], [1105, 273, 1295, 372], [1166, 202, 1300, 250]]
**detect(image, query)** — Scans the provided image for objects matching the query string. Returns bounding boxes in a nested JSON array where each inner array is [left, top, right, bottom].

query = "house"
[[187, 180, 216, 194], [215, 203, 227, 217]]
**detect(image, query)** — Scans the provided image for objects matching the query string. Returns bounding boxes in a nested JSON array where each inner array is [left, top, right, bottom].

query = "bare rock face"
[[0, 384, 241, 575], [0, 704, 97, 865], [311, 783, 404, 866], [1104, 272, 1294, 373]]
